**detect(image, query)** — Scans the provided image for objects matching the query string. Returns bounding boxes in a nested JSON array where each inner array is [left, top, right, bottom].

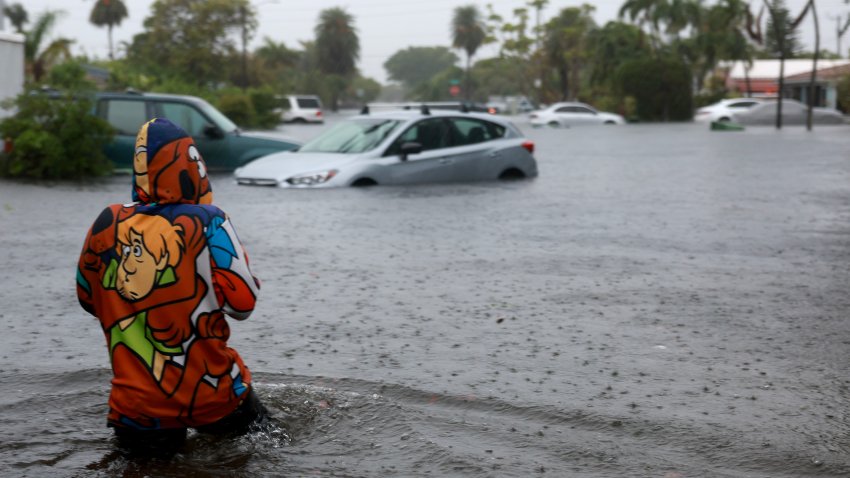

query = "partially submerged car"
[[694, 98, 765, 122], [529, 102, 625, 127], [731, 98, 846, 125], [234, 107, 537, 188], [276, 94, 324, 123], [95, 91, 300, 170]]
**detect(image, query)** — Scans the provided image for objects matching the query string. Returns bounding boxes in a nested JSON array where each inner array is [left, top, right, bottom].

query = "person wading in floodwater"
[[76, 118, 268, 455]]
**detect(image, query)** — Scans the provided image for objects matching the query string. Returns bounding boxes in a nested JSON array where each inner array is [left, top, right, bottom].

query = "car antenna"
[[420, 104, 430, 115], [360, 105, 370, 115]]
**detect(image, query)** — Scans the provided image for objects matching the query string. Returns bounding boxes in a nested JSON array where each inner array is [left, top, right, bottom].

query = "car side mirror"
[[399, 142, 422, 161], [203, 124, 224, 139]]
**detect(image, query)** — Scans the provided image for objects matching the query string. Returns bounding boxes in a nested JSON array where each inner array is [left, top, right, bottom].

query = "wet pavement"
[[1, 116, 849, 477]]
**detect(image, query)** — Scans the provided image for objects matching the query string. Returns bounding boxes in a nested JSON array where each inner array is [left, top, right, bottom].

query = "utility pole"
[[833, 14, 850, 57]]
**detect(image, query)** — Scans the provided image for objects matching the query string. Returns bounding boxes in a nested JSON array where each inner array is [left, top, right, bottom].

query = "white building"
[[0, 31, 25, 119]]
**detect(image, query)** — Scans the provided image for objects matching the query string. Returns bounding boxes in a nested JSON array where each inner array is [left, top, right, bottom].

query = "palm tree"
[[25, 10, 73, 83], [619, 0, 667, 46], [315, 7, 359, 111], [544, 6, 596, 101], [3, 2, 28, 33], [89, 0, 128, 60], [451, 5, 486, 100]]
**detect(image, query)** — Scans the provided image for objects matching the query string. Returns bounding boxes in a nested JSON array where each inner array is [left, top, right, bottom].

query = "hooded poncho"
[[77, 118, 261, 429]]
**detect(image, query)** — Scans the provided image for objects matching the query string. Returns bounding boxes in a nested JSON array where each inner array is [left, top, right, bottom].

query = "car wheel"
[[547, 121, 560, 128], [718, 116, 731, 122], [293, 118, 307, 124], [604, 120, 616, 125], [499, 168, 526, 180], [351, 178, 378, 187]]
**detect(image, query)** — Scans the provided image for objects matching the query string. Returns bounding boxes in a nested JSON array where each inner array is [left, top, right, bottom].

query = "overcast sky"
[[6, 0, 849, 83]]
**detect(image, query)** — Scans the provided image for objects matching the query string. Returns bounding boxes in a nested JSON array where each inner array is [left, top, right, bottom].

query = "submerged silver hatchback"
[[234, 108, 538, 188]]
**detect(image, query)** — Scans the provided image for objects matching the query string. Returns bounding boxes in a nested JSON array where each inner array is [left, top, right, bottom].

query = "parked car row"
[[30, 88, 846, 190]]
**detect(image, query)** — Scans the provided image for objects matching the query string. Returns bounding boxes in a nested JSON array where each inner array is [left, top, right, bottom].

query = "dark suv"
[[95, 91, 300, 171]]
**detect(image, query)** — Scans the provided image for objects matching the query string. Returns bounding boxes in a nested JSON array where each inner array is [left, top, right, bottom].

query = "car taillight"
[[316, 111, 322, 117], [521, 141, 534, 154]]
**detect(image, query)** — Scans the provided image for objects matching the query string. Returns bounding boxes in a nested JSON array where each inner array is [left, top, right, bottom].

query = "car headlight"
[[285, 169, 338, 186]]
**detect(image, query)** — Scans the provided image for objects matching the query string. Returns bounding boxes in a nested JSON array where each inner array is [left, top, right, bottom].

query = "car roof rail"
[[360, 105, 370, 115], [420, 104, 430, 115], [125, 88, 143, 95], [460, 102, 470, 113]]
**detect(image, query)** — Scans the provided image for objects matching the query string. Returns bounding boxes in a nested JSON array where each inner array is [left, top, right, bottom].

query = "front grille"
[[236, 178, 278, 186]]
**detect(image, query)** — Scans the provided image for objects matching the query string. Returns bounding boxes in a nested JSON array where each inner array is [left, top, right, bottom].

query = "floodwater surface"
[[1, 117, 849, 477]]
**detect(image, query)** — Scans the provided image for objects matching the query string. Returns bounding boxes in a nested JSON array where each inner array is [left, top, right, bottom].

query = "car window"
[[299, 119, 401, 153], [449, 118, 505, 146], [103, 99, 147, 135], [554, 106, 571, 113], [296, 98, 321, 108], [158, 102, 212, 137], [387, 118, 450, 155], [572, 106, 595, 114], [729, 101, 757, 108]]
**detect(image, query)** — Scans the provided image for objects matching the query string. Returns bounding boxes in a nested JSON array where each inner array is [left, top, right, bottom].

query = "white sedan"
[[693, 98, 764, 123], [528, 102, 625, 127]]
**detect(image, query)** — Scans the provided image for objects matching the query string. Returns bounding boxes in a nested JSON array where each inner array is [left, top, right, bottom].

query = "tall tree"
[[384, 46, 458, 92], [543, 5, 596, 101], [451, 5, 486, 100], [765, 0, 801, 57], [587, 21, 651, 88], [3, 2, 28, 33], [128, 0, 255, 86], [485, 5, 535, 99], [24, 10, 73, 83], [315, 7, 359, 111], [764, 0, 808, 128], [253, 38, 300, 87], [89, 0, 129, 60]]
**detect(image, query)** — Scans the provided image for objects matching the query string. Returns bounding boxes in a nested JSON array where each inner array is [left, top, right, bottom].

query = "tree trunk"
[[464, 55, 471, 101], [745, 63, 752, 97], [108, 24, 114, 60], [806, 0, 819, 131], [777, 55, 784, 129]]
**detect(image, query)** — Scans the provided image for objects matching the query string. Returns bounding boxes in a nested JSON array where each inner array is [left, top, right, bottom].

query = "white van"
[[277, 94, 324, 124]]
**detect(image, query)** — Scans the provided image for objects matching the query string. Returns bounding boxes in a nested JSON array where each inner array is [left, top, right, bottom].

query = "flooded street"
[[1, 116, 850, 477]]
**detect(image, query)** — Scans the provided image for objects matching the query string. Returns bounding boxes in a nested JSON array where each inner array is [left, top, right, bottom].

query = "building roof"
[[0, 31, 25, 44], [784, 63, 850, 83], [726, 59, 850, 80]]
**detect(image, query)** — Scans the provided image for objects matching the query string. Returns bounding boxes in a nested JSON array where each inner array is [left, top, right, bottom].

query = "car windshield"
[[195, 98, 238, 133], [299, 119, 401, 154]]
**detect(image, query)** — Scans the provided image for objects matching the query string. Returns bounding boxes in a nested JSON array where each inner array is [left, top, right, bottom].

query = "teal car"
[[94, 92, 300, 171]]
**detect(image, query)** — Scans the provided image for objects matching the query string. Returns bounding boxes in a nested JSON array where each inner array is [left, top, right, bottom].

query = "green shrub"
[[247, 88, 282, 129], [615, 57, 693, 121], [0, 91, 114, 179], [216, 92, 257, 129]]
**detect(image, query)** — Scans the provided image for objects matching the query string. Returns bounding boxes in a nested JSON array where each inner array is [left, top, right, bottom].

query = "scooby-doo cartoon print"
[[77, 118, 260, 430]]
